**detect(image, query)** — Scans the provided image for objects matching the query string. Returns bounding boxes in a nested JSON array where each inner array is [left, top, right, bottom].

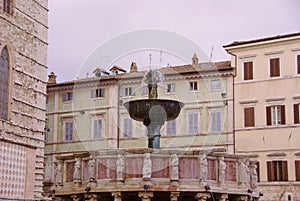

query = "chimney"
[[130, 62, 138, 72], [48, 72, 57, 84], [192, 53, 199, 65]]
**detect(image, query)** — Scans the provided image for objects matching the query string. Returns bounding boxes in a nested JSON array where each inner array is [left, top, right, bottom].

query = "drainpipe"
[[117, 81, 120, 149], [226, 50, 237, 154]]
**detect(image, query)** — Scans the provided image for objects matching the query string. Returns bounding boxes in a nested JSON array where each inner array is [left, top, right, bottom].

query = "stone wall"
[[0, 0, 48, 200]]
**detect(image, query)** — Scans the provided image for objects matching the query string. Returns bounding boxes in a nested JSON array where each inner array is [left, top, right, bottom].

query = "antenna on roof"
[[149, 53, 152, 70], [209, 46, 214, 62], [159, 50, 163, 67]]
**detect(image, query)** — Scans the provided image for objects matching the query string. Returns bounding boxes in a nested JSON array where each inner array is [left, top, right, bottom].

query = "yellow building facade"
[[224, 33, 300, 201]]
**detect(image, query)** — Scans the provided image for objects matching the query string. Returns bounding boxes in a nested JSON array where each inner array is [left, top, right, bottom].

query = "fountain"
[[124, 69, 184, 149]]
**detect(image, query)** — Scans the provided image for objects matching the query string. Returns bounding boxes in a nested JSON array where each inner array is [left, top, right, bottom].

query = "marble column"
[[112, 192, 122, 201], [138, 192, 153, 201], [170, 192, 180, 201], [195, 193, 210, 201]]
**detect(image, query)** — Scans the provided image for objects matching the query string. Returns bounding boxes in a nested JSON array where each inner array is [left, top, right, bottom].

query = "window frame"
[[210, 79, 221, 91], [63, 120, 74, 142], [62, 91, 73, 102], [295, 160, 300, 181], [210, 111, 222, 134], [0, 46, 12, 120], [91, 88, 105, 98], [123, 118, 133, 138], [166, 119, 176, 136], [244, 107, 255, 128], [269, 57, 281, 78], [166, 83, 175, 93], [266, 105, 285, 126], [296, 54, 300, 75], [294, 104, 300, 124], [187, 112, 199, 135], [92, 118, 103, 139], [267, 160, 288, 182], [243, 61, 254, 80], [3, 0, 14, 15], [189, 81, 198, 91], [124, 87, 133, 97]]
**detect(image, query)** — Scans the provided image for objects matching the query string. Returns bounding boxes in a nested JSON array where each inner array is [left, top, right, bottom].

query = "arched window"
[[0, 47, 10, 120], [3, 0, 13, 15]]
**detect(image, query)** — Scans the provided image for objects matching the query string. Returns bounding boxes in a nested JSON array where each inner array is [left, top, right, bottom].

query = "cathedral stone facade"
[[0, 0, 48, 200]]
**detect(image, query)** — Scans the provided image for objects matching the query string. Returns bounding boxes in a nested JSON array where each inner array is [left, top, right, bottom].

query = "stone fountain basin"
[[124, 99, 184, 122]]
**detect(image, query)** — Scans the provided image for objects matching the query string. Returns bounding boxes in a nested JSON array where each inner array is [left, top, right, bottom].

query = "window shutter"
[[267, 161, 274, 181], [266, 106, 272, 126], [282, 161, 288, 181], [297, 55, 300, 74], [280, 105, 286, 125], [294, 104, 299, 124], [244, 107, 255, 127], [295, 160, 300, 181], [244, 62, 253, 80], [270, 58, 280, 77]]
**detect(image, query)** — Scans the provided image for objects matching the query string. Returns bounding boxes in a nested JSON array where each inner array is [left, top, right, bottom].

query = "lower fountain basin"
[[124, 99, 184, 122]]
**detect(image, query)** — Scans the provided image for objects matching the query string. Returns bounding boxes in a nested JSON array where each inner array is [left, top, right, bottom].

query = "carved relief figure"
[[143, 153, 152, 180], [250, 163, 258, 188], [116, 154, 125, 181], [238, 159, 247, 184], [55, 161, 63, 185], [88, 156, 96, 180], [170, 154, 179, 180], [199, 154, 208, 181], [73, 158, 81, 181]]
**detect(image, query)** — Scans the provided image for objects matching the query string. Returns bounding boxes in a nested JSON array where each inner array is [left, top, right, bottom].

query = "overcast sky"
[[47, 0, 300, 82]]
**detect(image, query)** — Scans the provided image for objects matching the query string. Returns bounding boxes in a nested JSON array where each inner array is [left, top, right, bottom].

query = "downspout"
[[117, 81, 120, 149], [227, 50, 237, 154]]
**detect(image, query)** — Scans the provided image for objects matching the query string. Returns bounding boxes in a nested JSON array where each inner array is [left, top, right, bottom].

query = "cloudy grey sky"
[[48, 0, 300, 82]]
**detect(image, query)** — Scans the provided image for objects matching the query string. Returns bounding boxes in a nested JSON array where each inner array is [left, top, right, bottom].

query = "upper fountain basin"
[[124, 99, 184, 122]]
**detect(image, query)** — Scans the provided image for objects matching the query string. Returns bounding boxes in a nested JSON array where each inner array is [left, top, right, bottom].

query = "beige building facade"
[[44, 59, 245, 200], [0, 0, 48, 200], [224, 33, 300, 201]]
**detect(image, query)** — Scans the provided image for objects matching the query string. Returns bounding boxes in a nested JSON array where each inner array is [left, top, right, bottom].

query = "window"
[[270, 58, 280, 77], [210, 111, 222, 133], [141, 85, 148, 96], [3, 0, 13, 15], [166, 83, 175, 93], [297, 55, 300, 74], [64, 121, 73, 141], [266, 105, 285, 126], [123, 118, 132, 138], [93, 119, 103, 139], [62, 92, 73, 102], [244, 107, 255, 127], [295, 160, 300, 181], [0, 47, 10, 120], [243, 61, 253, 80], [91, 88, 105, 98], [210, 79, 221, 90], [166, 120, 176, 136], [294, 104, 300, 124], [267, 161, 288, 181], [124, 87, 133, 96], [188, 113, 199, 135], [189, 81, 198, 91]]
